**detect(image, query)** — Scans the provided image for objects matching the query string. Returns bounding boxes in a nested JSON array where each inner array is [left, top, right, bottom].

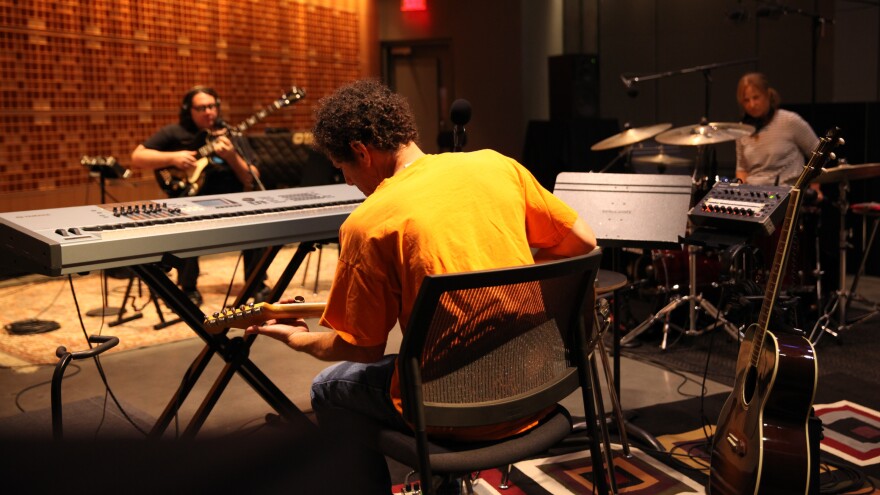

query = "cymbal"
[[814, 163, 880, 184], [590, 123, 673, 151], [631, 152, 692, 167], [655, 122, 755, 146]]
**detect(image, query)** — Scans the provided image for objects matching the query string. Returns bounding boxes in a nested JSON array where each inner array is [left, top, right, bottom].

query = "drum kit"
[[591, 122, 880, 348], [593, 120, 754, 349]]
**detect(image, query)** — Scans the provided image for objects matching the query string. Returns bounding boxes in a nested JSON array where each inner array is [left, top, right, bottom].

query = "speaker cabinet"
[[549, 54, 599, 121]]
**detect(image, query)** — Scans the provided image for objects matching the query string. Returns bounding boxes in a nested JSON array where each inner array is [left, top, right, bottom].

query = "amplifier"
[[689, 182, 790, 236]]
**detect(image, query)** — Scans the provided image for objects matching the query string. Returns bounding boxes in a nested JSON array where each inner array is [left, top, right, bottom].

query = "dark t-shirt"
[[143, 123, 243, 195]]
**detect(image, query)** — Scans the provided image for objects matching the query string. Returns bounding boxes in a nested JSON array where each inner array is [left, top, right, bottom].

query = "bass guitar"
[[155, 86, 306, 197], [709, 127, 842, 494], [203, 301, 326, 334]]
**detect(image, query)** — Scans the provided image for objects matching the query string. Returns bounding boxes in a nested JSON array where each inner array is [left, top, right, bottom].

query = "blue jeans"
[[310, 354, 410, 432], [310, 355, 411, 494]]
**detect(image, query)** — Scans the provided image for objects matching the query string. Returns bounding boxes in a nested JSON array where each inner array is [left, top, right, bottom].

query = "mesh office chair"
[[378, 250, 610, 494]]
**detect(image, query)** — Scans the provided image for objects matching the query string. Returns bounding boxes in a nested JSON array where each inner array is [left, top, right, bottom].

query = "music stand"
[[555, 172, 693, 451], [555, 172, 740, 349], [554, 172, 691, 250]]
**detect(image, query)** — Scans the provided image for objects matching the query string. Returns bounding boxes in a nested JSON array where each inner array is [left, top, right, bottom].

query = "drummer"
[[734, 72, 822, 199]]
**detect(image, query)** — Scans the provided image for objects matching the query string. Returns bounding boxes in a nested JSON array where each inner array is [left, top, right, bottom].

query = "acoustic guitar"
[[155, 86, 306, 197], [709, 127, 842, 494], [203, 301, 326, 334]]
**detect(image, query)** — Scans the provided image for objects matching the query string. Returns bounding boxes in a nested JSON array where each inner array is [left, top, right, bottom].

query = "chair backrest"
[[398, 250, 602, 429]]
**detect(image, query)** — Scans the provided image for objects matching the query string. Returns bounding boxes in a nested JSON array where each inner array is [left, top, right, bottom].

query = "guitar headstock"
[[796, 127, 844, 189], [203, 302, 269, 333], [279, 85, 306, 107]]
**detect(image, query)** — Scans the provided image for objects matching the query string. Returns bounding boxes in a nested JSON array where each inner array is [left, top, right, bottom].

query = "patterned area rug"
[[474, 372, 880, 494], [391, 448, 707, 495], [509, 446, 705, 494], [0, 244, 338, 367], [625, 390, 880, 494]]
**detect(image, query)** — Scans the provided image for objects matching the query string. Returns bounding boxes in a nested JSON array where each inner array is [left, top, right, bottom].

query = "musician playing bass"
[[130, 85, 269, 306]]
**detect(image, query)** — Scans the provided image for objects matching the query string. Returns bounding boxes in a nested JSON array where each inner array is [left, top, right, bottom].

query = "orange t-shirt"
[[319, 149, 578, 440]]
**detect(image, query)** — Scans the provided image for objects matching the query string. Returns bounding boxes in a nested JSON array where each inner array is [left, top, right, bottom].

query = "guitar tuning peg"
[[212, 312, 220, 318]]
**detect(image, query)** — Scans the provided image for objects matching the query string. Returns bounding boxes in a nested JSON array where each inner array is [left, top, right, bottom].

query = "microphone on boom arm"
[[451, 99, 471, 152]]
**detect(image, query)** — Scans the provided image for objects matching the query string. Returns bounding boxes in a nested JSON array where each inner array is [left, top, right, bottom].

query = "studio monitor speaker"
[[549, 54, 599, 121]]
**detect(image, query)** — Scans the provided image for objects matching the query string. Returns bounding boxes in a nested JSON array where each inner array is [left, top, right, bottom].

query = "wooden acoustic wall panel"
[[0, 0, 362, 197]]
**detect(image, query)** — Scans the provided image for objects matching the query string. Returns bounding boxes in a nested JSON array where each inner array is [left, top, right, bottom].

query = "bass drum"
[[648, 247, 723, 289]]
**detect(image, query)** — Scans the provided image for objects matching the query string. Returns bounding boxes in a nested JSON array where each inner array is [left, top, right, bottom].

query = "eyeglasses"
[[191, 103, 218, 112]]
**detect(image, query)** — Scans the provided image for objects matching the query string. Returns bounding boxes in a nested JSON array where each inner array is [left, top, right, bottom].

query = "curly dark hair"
[[312, 79, 418, 162]]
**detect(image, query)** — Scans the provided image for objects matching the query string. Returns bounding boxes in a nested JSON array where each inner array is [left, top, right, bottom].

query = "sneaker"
[[183, 289, 203, 306]]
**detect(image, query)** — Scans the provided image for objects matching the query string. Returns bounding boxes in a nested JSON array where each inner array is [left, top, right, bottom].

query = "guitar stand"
[[621, 245, 740, 349]]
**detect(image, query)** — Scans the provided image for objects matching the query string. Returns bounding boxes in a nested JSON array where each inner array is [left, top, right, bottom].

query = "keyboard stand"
[[133, 241, 325, 438]]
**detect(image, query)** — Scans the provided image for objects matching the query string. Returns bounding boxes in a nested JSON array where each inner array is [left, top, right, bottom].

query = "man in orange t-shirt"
[[246, 79, 596, 492]]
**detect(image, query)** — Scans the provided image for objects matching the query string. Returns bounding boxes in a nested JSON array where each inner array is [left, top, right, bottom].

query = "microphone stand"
[[228, 131, 267, 191], [453, 125, 466, 153], [755, 2, 833, 106]]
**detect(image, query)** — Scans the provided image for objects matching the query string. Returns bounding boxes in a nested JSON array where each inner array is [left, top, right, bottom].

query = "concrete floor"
[[0, 317, 731, 438], [1, 271, 876, 492]]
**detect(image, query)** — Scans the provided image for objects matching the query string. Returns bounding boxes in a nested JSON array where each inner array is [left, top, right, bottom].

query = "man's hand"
[[168, 150, 199, 172], [211, 135, 239, 163], [245, 319, 311, 346], [244, 296, 311, 345]]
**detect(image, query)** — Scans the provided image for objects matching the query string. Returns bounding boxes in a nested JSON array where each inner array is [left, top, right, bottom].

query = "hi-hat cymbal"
[[655, 122, 755, 146], [631, 153, 692, 167], [590, 123, 673, 151], [814, 163, 880, 184]]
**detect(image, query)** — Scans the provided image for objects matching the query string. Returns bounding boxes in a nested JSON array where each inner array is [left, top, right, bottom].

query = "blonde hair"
[[736, 72, 781, 112]]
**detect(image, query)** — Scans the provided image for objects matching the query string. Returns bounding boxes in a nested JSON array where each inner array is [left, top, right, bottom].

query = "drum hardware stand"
[[620, 143, 739, 349], [810, 182, 880, 343], [620, 243, 740, 349], [598, 145, 632, 173]]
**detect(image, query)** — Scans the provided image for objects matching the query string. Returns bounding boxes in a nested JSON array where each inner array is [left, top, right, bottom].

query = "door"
[[382, 41, 454, 154]]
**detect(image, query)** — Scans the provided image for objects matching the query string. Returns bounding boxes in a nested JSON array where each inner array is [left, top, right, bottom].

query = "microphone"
[[620, 74, 639, 98], [450, 99, 471, 152], [451, 99, 471, 127], [214, 117, 236, 132]]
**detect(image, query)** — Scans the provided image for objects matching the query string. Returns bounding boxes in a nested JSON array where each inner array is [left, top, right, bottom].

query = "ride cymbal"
[[655, 122, 755, 146], [814, 162, 880, 184], [590, 123, 673, 151]]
